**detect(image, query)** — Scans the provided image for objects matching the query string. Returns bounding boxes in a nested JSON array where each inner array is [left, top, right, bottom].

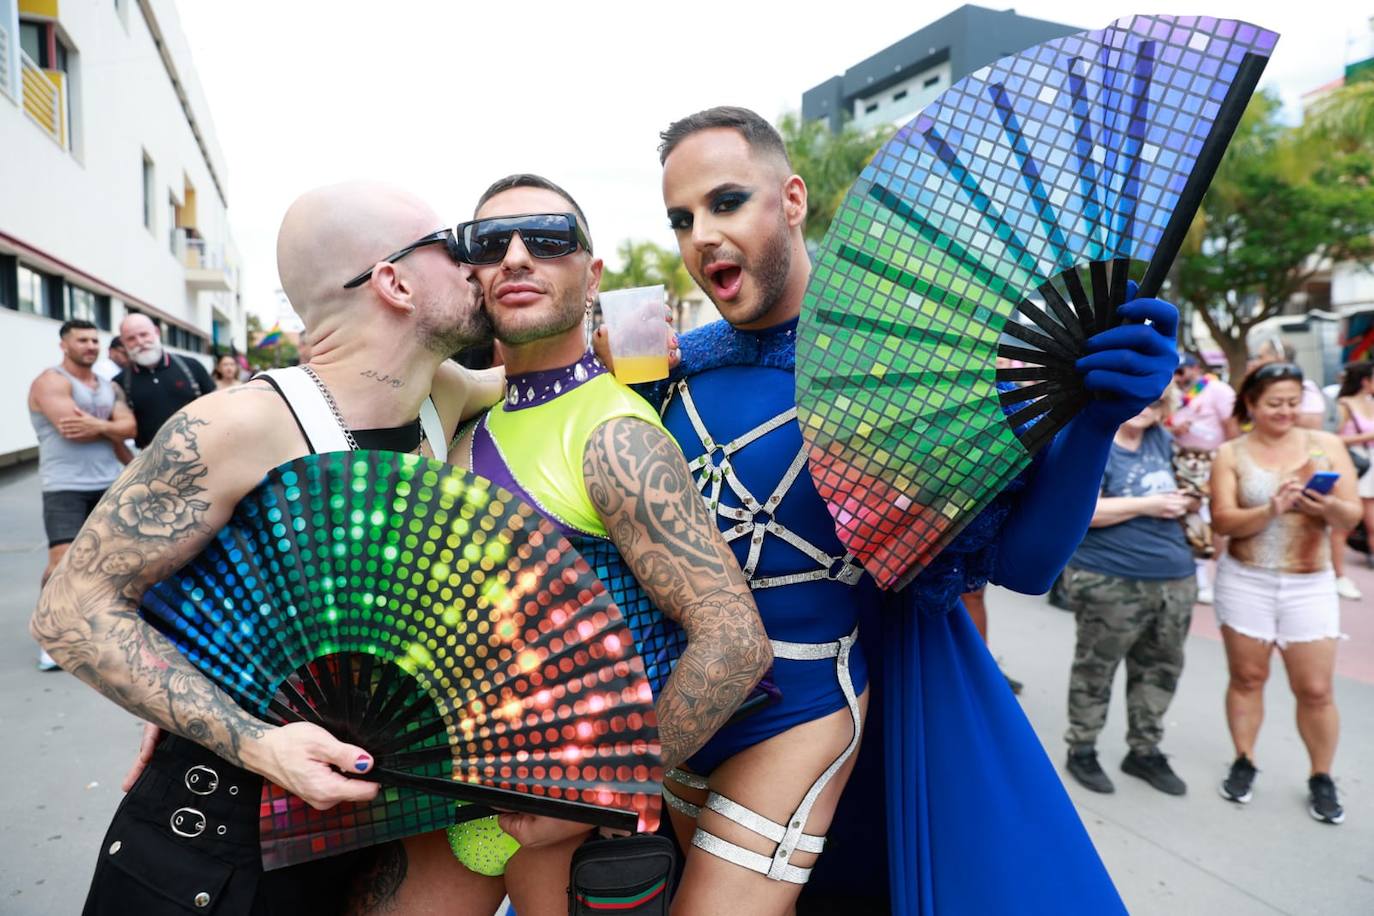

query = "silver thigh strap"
[[662, 768, 707, 819], [686, 628, 862, 884]]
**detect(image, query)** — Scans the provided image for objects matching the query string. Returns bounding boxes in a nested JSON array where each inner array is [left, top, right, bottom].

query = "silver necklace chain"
[[301, 364, 361, 451]]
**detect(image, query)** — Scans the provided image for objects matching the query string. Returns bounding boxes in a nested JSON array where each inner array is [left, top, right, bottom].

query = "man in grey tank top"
[[27, 319, 135, 670]]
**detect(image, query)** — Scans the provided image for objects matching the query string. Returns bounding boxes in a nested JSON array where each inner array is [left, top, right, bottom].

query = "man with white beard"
[[113, 313, 215, 447]]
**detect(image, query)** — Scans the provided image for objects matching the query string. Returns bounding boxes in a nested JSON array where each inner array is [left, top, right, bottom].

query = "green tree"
[[776, 112, 895, 242], [1174, 91, 1374, 382]]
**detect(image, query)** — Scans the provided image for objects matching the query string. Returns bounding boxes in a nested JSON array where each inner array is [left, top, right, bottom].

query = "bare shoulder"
[[1213, 439, 1237, 466], [582, 416, 682, 483], [1310, 429, 1346, 453], [172, 384, 305, 488], [29, 367, 65, 396]]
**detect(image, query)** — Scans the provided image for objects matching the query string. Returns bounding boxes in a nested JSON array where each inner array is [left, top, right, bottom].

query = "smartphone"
[[1304, 472, 1340, 494]]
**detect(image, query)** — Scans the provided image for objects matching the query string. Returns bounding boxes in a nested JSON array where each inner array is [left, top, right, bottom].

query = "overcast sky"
[[173, 1, 1374, 326]]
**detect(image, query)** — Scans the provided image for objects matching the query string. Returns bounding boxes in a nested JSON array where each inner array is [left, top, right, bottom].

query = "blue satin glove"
[[1075, 282, 1179, 430]]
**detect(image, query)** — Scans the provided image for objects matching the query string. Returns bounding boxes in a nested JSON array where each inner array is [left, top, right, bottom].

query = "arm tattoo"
[[31, 413, 267, 764], [584, 418, 770, 770], [346, 841, 409, 915]]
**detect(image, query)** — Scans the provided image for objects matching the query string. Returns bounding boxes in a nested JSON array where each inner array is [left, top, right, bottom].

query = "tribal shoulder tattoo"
[[583, 417, 770, 771], [30, 412, 267, 764]]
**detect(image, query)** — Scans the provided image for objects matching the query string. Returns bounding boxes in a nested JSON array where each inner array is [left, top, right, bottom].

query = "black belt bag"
[[568, 834, 676, 915]]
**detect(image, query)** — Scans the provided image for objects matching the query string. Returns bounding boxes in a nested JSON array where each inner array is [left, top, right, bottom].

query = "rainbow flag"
[[1343, 313, 1374, 363], [257, 323, 283, 348]]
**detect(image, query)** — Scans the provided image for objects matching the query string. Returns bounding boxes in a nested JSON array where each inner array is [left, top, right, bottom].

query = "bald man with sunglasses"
[[35, 181, 506, 915]]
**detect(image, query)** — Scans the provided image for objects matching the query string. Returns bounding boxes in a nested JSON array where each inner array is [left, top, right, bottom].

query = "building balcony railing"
[[19, 49, 65, 148], [175, 231, 234, 293], [0, 22, 13, 101]]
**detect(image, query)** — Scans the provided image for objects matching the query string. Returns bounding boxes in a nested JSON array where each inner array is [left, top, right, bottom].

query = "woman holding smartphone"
[[1211, 362, 1362, 824]]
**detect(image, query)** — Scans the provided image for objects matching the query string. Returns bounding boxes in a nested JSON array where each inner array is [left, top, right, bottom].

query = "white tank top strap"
[[256, 367, 352, 454], [418, 396, 445, 459]]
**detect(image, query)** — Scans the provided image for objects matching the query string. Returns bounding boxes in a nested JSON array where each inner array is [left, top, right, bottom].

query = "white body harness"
[[660, 377, 865, 884]]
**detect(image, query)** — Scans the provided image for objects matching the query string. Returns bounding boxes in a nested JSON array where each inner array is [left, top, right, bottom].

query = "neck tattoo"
[[361, 369, 404, 389]]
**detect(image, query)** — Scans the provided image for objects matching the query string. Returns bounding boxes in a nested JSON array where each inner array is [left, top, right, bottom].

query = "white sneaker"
[[1196, 586, 1214, 605], [37, 649, 60, 672], [1336, 576, 1363, 600]]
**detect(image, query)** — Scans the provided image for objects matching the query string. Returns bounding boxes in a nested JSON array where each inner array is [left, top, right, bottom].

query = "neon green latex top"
[[483, 372, 665, 537]]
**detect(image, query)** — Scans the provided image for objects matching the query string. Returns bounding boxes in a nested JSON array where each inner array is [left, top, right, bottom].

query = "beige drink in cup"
[[600, 285, 669, 384]]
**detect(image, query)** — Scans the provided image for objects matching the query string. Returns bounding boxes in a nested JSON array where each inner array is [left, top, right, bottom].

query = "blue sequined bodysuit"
[[658, 323, 872, 774], [650, 316, 1021, 774], [648, 316, 1125, 911]]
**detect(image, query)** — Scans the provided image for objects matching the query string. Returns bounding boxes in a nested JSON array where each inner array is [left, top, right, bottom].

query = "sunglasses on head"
[[455, 212, 592, 265], [1254, 361, 1303, 382]]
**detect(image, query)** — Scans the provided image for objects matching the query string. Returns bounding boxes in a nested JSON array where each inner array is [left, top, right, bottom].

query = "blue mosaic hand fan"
[[796, 14, 1278, 589], [141, 451, 662, 869]]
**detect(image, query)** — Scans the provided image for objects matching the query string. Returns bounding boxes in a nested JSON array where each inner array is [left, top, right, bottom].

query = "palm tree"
[[776, 112, 896, 243], [600, 240, 700, 328], [1300, 79, 1374, 154]]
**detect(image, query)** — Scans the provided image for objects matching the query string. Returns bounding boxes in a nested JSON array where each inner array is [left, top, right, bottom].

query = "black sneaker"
[[1219, 755, 1257, 803], [1308, 774, 1345, 825], [1121, 750, 1187, 796], [1066, 748, 1115, 794]]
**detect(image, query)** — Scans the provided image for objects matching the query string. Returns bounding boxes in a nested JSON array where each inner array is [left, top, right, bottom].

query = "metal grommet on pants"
[[170, 807, 206, 838], [185, 765, 219, 796]]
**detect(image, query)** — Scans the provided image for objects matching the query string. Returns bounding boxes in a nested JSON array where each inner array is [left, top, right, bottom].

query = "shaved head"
[[276, 181, 442, 327], [276, 181, 489, 358]]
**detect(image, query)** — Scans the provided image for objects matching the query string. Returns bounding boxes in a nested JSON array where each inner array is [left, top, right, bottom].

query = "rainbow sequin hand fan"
[[796, 14, 1277, 589], [140, 452, 662, 869]]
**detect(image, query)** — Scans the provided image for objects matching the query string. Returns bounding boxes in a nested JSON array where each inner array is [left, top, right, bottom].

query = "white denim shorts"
[[1213, 554, 1341, 648]]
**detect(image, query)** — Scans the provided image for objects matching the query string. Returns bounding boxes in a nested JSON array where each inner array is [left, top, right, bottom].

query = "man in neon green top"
[[361, 175, 771, 914]]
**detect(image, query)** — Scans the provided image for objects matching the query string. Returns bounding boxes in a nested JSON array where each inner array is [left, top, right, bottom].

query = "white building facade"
[[0, 0, 244, 463]]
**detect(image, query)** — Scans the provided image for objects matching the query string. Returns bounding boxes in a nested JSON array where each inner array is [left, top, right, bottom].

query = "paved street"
[[1, 459, 1371, 914]]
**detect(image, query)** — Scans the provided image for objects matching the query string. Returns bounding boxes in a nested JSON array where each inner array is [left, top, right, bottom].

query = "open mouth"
[[704, 262, 744, 301]]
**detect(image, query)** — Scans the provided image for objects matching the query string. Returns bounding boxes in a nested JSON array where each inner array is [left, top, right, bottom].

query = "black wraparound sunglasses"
[[457, 212, 592, 265], [342, 213, 592, 289]]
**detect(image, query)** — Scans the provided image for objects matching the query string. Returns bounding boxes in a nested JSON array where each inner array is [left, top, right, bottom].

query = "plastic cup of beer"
[[600, 285, 669, 384]]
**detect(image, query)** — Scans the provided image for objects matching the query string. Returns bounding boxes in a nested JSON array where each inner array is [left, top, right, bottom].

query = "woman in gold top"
[[1210, 362, 1361, 824]]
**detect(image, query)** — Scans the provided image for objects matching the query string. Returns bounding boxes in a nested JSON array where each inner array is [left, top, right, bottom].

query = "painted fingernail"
[[355, 755, 371, 772]]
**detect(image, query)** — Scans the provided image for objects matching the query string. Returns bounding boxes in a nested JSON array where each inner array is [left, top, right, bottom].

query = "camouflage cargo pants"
[[1062, 567, 1196, 753]]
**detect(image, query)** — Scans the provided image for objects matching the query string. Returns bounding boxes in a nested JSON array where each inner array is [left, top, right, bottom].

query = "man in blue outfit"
[[648, 106, 1179, 914]]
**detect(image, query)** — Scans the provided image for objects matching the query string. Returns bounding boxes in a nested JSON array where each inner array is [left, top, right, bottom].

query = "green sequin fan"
[[141, 452, 662, 869], [797, 14, 1277, 589]]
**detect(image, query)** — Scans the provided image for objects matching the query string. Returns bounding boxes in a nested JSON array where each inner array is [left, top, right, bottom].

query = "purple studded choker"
[[503, 351, 607, 410]]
